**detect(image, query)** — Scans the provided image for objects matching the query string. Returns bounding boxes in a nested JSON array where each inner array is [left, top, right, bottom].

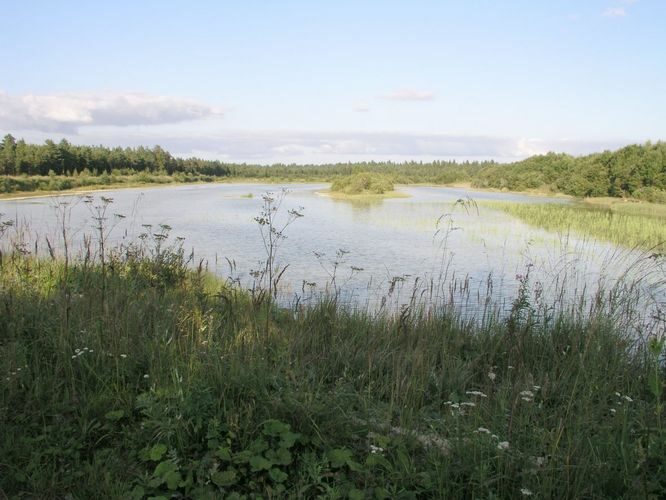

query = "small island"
[[323, 172, 409, 200]]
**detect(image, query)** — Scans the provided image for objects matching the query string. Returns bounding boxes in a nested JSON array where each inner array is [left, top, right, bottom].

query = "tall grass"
[[485, 201, 666, 252], [0, 207, 665, 498]]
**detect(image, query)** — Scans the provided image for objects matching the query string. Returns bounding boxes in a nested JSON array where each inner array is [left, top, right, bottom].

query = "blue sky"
[[1, 0, 664, 163]]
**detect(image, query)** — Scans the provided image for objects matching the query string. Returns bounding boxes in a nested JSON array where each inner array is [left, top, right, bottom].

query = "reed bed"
[[484, 201, 666, 252]]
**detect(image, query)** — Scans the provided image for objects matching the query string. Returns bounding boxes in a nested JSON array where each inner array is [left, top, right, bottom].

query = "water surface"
[[1, 183, 662, 331]]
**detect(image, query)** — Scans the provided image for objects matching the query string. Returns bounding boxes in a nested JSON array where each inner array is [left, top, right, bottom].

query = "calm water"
[[1, 183, 663, 331]]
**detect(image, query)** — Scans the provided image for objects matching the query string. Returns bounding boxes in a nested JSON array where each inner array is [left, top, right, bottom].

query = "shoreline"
[[316, 189, 411, 201], [0, 178, 661, 208]]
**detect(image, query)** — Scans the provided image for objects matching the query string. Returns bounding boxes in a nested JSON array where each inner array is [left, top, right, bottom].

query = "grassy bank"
[[485, 200, 666, 252], [0, 172, 223, 199], [1, 213, 665, 498]]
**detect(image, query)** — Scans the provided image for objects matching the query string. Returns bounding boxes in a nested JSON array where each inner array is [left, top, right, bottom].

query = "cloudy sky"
[[1, 0, 664, 164]]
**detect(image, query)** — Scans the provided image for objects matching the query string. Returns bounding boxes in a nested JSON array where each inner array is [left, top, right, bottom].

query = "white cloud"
[[382, 89, 435, 101], [353, 103, 370, 112], [0, 91, 223, 133], [603, 7, 626, 17]]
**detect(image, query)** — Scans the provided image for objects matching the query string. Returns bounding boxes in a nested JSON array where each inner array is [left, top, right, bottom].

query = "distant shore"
[[2, 179, 664, 216]]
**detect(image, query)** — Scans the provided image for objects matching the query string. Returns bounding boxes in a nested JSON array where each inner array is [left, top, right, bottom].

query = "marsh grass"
[[0, 206, 665, 498], [484, 200, 666, 252]]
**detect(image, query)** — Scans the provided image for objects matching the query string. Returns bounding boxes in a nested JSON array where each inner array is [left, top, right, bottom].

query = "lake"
[[1, 183, 663, 333]]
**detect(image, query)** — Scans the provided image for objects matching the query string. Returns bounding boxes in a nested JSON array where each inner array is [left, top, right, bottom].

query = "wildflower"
[[520, 487, 533, 496], [623, 395, 633, 403], [120, 354, 127, 359], [533, 385, 541, 391], [476, 427, 491, 434], [488, 371, 497, 382], [610, 408, 617, 414], [369, 444, 384, 454], [615, 392, 621, 397], [460, 402, 477, 407], [520, 390, 534, 402], [143, 374, 150, 379], [497, 441, 510, 450], [466, 390, 487, 398]]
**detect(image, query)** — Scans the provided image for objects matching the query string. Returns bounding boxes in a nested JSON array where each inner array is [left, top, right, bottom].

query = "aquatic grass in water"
[[485, 200, 666, 252]]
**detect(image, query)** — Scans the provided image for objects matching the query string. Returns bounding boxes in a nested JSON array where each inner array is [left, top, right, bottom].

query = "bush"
[[330, 173, 394, 194]]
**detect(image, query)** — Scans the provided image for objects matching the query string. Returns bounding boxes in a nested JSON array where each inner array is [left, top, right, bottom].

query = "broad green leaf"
[[165, 470, 182, 490], [216, 446, 232, 461], [149, 443, 168, 461], [263, 419, 290, 437], [154, 460, 177, 477], [129, 485, 144, 500], [366, 453, 390, 468], [268, 467, 288, 483], [274, 447, 292, 465], [373, 486, 391, 499], [249, 455, 272, 471], [212, 469, 238, 487], [327, 448, 353, 468], [249, 438, 268, 453], [104, 409, 125, 421], [280, 431, 300, 448], [349, 488, 365, 500]]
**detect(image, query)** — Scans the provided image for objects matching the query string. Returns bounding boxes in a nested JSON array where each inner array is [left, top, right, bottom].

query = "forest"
[[1, 134, 665, 201]]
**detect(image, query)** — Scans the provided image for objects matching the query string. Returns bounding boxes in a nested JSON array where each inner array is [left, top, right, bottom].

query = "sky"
[[0, 0, 664, 164]]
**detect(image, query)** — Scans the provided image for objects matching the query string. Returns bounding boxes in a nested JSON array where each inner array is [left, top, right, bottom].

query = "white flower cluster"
[[520, 385, 541, 402], [5, 365, 28, 381], [444, 400, 478, 414], [71, 347, 93, 359], [465, 390, 487, 398]]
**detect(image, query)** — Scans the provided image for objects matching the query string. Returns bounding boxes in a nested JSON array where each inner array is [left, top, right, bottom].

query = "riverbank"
[[1, 224, 664, 498], [2, 175, 664, 208]]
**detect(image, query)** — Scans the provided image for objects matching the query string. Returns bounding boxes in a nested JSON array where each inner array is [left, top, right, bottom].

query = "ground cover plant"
[[0, 198, 665, 499]]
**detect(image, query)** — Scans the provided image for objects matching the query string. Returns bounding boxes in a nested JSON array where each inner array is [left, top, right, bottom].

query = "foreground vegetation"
[[1, 205, 665, 499], [2, 134, 665, 201], [485, 200, 666, 252]]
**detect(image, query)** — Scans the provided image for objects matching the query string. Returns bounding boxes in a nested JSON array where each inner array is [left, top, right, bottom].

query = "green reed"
[[485, 201, 666, 252]]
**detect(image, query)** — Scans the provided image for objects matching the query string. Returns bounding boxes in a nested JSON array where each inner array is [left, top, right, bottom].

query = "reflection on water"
[[0, 183, 663, 335]]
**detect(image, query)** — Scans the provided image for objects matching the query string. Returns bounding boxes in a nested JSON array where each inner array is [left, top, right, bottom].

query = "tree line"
[[1, 134, 664, 201], [473, 142, 666, 202]]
